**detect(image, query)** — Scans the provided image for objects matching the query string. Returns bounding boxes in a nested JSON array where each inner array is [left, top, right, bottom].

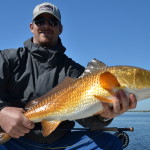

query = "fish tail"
[[0, 132, 11, 144]]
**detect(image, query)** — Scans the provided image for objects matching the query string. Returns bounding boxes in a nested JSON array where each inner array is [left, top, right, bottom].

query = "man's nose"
[[43, 20, 50, 27]]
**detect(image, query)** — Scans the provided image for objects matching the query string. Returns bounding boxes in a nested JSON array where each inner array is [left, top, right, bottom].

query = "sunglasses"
[[33, 17, 60, 26]]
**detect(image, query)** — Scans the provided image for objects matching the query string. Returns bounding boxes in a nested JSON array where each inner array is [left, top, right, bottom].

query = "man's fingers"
[[112, 96, 121, 114], [7, 126, 26, 138], [118, 90, 130, 111], [17, 123, 30, 134], [22, 117, 35, 129], [129, 93, 137, 109], [11, 130, 25, 138]]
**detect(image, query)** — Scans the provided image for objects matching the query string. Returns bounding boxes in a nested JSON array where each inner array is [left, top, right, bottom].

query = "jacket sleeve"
[[76, 116, 113, 129], [0, 51, 11, 109]]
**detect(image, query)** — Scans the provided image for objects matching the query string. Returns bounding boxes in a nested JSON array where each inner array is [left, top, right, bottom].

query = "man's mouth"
[[39, 30, 53, 36]]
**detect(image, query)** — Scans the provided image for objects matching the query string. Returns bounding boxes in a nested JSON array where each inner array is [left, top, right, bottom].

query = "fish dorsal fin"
[[25, 77, 75, 110], [79, 58, 108, 78], [41, 120, 61, 137], [100, 72, 120, 93]]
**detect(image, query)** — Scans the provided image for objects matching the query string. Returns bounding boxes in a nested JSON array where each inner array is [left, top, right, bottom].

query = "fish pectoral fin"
[[94, 95, 113, 103], [41, 120, 61, 137], [100, 71, 121, 93]]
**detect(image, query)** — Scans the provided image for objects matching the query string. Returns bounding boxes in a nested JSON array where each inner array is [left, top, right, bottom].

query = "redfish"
[[0, 58, 150, 144]]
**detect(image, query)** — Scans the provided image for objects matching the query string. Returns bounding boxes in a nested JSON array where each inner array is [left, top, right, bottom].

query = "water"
[[75, 112, 150, 150], [108, 112, 150, 150]]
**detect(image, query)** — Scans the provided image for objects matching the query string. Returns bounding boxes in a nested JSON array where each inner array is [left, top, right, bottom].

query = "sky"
[[0, 0, 150, 110]]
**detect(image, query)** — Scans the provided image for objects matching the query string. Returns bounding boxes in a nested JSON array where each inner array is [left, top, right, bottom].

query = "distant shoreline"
[[128, 110, 150, 112]]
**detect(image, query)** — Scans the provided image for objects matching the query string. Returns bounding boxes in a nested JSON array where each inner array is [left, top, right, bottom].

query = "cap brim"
[[32, 11, 60, 22]]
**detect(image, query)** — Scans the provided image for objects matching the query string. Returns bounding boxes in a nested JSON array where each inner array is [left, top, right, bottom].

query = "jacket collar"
[[24, 37, 66, 59]]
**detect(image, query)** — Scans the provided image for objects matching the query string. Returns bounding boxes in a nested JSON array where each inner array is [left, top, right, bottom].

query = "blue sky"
[[0, 0, 150, 110]]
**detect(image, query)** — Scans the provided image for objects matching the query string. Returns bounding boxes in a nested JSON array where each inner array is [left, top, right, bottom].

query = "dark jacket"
[[0, 38, 112, 144], [0, 38, 84, 108]]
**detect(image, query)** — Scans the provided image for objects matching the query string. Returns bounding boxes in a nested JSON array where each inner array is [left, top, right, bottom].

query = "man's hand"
[[0, 107, 35, 138], [100, 90, 137, 119]]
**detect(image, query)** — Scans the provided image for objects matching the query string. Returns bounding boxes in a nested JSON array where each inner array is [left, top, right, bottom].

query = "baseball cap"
[[32, 2, 61, 22]]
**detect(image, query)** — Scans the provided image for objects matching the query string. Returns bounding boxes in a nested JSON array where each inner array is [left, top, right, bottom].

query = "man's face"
[[30, 13, 62, 48]]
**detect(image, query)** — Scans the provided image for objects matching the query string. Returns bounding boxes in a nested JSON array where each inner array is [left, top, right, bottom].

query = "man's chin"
[[39, 36, 57, 48], [39, 40, 53, 48], [40, 37, 51, 44]]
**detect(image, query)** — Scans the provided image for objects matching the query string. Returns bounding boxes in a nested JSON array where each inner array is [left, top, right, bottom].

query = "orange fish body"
[[25, 74, 104, 123], [1, 58, 150, 144]]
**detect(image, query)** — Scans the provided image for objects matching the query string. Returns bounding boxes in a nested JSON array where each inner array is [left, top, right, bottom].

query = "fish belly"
[[43, 98, 103, 121]]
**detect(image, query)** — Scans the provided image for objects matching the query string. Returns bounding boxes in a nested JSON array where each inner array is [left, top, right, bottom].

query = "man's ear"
[[30, 23, 34, 34], [59, 24, 63, 35]]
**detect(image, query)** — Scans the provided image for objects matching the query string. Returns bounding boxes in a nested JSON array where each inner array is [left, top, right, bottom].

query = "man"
[[0, 2, 137, 150]]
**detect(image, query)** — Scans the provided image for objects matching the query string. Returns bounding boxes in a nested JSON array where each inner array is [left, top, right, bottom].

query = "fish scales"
[[24, 73, 102, 122], [1, 59, 150, 144], [106, 66, 150, 89]]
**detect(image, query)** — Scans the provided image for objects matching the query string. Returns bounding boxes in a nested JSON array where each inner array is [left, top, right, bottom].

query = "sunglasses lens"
[[48, 19, 59, 26], [34, 18, 45, 26], [33, 17, 60, 26]]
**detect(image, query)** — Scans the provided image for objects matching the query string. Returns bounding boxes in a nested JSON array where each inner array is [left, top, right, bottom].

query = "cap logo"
[[39, 5, 53, 12]]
